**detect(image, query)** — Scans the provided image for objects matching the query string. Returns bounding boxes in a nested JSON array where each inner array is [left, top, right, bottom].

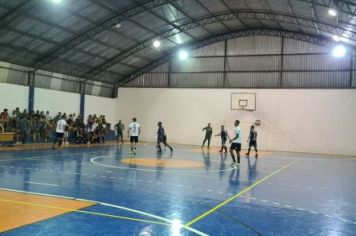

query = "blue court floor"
[[0, 143, 355, 235]]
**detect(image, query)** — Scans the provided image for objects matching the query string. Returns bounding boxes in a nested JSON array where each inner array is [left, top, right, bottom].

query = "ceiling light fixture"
[[328, 8, 337, 16], [153, 40, 161, 48], [178, 50, 188, 61], [332, 45, 346, 57]]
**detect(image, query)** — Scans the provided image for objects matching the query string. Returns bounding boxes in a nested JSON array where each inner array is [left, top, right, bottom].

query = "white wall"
[[85, 95, 119, 126], [34, 88, 80, 117], [0, 83, 119, 126], [0, 83, 28, 111], [117, 88, 356, 155]]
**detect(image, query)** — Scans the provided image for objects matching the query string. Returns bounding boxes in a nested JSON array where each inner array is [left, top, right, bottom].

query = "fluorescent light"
[[153, 40, 161, 48], [332, 45, 346, 57], [328, 8, 337, 16], [52, 0, 62, 3], [115, 23, 122, 28], [178, 50, 188, 61]]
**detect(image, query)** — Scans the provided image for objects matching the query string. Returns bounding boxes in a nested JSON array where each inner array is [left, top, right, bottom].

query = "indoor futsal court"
[[0, 0, 355, 236]]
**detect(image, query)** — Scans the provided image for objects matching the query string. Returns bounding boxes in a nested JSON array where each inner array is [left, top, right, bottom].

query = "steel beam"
[[295, 0, 356, 16], [117, 29, 334, 86], [31, 0, 176, 69], [88, 10, 356, 81]]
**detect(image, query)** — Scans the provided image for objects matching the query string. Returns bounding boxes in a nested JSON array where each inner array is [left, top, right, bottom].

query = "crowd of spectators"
[[0, 107, 111, 145]]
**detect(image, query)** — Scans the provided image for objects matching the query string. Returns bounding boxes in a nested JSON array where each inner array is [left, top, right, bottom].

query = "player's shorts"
[[130, 136, 138, 143], [221, 138, 227, 145], [230, 143, 241, 151], [157, 135, 167, 143], [55, 132, 64, 139], [249, 141, 257, 147], [116, 132, 123, 138]]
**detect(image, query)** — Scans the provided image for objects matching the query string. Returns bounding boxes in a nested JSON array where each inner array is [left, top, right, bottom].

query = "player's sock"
[[231, 154, 236, 166]]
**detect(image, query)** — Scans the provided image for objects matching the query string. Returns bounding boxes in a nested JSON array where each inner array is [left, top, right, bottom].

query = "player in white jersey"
[[52, 115, 67, 149], [229, 120, 241, 167], [127, 118, 141, 154]]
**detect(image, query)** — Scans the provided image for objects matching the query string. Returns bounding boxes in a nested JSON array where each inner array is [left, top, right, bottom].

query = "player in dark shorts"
[[52, 115, 67, 149], [156, 121, 173, 153], [128, 118, 141, 154], [202, 123, 213, 149], [215, 125, 228, 153], [229, 120, 241, 167], [246, 125, 258, 158]]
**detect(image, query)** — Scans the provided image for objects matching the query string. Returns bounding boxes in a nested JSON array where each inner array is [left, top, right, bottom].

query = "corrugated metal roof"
[[0, 0, 355, 87]]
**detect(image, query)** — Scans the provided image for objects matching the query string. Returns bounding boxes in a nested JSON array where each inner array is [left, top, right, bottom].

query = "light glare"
[[171, 219, 182, 236], [332, 35, 340, 41], [328, 8, 337, 16], [332, 45, 346, 57], [52, 0, 62, 3], [153, 40, 161, 48], [178, 50, 188, 60]]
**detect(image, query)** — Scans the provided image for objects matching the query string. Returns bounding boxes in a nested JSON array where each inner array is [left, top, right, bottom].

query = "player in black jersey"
[[215, 125, 228, 153], [157, 122, 173, 153], [246, 125, 258, 158]]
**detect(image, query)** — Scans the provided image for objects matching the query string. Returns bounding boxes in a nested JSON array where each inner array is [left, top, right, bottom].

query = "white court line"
[[0, 150, 110, 163], [25, 181, 60, 187], [0, 187, 207, 236], [90, 155, 235, 173]]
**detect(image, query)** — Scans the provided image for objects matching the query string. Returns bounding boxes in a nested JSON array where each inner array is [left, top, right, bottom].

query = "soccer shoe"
[[255, 154, 258, 158], [245, 153, 250, 156]]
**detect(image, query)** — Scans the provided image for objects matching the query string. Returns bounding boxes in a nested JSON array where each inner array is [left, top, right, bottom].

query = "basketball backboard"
[[231, 93, 256, 111]]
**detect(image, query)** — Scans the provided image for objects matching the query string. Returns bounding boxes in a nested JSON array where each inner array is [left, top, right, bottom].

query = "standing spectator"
[[18, 115, 30, 143], [32, 118, 41, 143], [0, 109, 9, 131], [45, 111, 51, 121], [41, 116, 51, 143]]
